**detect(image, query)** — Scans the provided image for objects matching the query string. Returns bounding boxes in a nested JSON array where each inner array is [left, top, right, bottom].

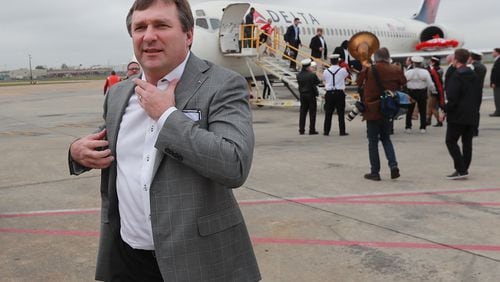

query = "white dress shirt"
[[116, 52, 190, 250], [323, 65, 349, 90], [405, 67, 436, 93]]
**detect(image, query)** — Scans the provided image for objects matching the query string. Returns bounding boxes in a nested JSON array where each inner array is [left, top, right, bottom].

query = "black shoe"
[[299, 131, 305, 135], [390, 167, 400, 179], [339, 132, 349, 136], [446, 171, 468, 180], [489, 113, 500, 117], [309, 131, 319, 135], [433, 122, 443, 127], [323, 133, 329, 136], [364, 173, 381, 181]]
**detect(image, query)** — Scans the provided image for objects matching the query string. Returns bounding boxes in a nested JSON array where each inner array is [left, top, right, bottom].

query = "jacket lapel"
[[152, 54, 210, 177], [107, 80, 136, 153]]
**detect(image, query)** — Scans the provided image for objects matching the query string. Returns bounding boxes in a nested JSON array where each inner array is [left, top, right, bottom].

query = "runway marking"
[[1, 187, 499, 218], [0, 208, 100, 218], [251, 237, 500, 252], [1, 228, 500, 252], [238, 187, 500, 206], [0, 228, 99, 237]]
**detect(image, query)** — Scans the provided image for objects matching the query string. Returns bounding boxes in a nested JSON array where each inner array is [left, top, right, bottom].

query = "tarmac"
[[0, 80, 499, 282]]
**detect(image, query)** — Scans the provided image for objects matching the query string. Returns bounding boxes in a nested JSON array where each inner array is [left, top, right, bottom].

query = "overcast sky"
[[0, 0, 497, 70]]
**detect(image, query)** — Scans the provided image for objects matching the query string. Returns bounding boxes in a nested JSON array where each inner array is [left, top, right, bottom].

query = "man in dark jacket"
[[444, 48, 482, 180], [489, 48, 500, 116], [284, 17, 302, 70], [470, 51, 487, 135], [356, 47, 406, 181], [297, 59, 320, 135], [309, 28, 327, 61], [243, 7, 255, 48]]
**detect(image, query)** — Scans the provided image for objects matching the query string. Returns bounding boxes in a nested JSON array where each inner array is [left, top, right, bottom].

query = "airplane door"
[[219, 3, 250, 54]]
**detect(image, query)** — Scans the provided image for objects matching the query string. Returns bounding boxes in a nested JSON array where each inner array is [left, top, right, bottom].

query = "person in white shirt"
[[405, 56, 436, 133], [323, 54, 350, 136]]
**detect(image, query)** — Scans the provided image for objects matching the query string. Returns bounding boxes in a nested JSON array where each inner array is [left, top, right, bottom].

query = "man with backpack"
[[356, 47, 406, 181]]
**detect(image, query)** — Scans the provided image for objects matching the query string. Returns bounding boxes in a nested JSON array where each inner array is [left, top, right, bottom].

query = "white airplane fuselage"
[[191, 1, 462, 77]]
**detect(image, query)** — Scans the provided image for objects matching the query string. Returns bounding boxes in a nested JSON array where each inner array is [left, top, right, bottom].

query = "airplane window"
[[195, 10, 205, 17], [302, 27, 306, 34], [308, 27, 312, 34], [195, 18, 208, 29], [210, 18, 220, 30], [335, 29, 339, 36], [280, 26, 285, 34]]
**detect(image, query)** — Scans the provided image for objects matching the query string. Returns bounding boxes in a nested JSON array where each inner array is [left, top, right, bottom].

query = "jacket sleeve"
[[68, 91, 110, 175], [445, 74, 461, 113], [155, 73, 254, 188]]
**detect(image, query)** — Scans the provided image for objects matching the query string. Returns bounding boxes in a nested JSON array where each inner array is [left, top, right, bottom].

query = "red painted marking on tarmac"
[[2, 228, 500, 252], [0, 209, 100, 218], [239, 187, 500, 206], [0, 228, 99, 237], [251, 237, 500, 252], [1, 188, 499, 219]]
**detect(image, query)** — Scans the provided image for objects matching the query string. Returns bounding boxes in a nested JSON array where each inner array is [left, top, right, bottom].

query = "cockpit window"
[[195, 10, 205, 17], [210, 18, 220, 30], [196, 18, 209, 29]]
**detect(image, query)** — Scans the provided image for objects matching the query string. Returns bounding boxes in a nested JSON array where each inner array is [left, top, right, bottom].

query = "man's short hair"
[[126, 0, 194, 36], [454, 48, 470, 64], [127, 61, 139, 69], [494, 48, 500, 53], [374, 47, 391, 63]]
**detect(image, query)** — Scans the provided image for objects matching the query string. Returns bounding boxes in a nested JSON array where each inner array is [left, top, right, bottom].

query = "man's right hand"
[[70, 129, 114, 169]]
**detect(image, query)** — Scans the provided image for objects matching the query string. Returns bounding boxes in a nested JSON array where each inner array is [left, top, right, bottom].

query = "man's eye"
[[134, 26, 146, 32]]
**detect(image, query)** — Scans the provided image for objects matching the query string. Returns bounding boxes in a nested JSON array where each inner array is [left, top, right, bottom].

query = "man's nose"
[[143, 25, 157, 42]]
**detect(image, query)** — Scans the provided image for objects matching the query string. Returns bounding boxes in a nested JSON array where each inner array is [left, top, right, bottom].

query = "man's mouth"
[[143, 48, 162, 54]]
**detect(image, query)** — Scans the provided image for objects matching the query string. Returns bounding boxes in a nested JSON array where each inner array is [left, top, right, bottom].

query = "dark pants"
[[324, 90, 346, 135], [244, 28, 252, 48], [406, 89, 428, 130], [288, 42, 299, 69], [109, 236, 163, 282], [446, 122, 474, 174], [366, 119, 398, 174], [493, 87, 500, 115], [299, 94, 317, 133]]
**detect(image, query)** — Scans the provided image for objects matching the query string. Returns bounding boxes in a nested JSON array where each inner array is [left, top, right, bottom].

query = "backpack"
[[372, 66, 400, 119]]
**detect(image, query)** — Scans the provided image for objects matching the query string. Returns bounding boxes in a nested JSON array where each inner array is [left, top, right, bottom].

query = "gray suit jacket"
[[70, 54, 260, 281]]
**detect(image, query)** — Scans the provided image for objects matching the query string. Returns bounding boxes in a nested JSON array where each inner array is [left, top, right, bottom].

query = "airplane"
[[190, 0, 463, 78]]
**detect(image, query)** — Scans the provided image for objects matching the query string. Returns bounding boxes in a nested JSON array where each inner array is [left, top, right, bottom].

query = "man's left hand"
[[134, 78, 179, 120]]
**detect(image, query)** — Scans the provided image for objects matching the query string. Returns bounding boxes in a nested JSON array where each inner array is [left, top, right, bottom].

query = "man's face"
[[493, 50, 499, 58], [294, 19, 300, 26], [131, 1, 193, 77], [127, 63, 141, 77]]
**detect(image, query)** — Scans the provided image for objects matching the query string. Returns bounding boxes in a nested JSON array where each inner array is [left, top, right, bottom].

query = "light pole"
[[28, 54, 33, 84]]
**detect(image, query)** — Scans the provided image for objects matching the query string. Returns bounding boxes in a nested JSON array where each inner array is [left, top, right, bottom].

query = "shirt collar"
[[140, 51, 191, 86]]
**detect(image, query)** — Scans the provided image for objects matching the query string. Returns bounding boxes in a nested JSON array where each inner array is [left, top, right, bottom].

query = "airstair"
[[217, 3, 357, 109]]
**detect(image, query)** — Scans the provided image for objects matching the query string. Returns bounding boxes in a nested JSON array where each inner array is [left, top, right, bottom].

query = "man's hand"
[[70, 129, 114, 169], [134, 78, 179, 120], [492, 83, 496, 89]]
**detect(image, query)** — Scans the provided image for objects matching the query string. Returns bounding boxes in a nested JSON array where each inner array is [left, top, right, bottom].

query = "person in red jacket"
[[103, 70, 121, 95]]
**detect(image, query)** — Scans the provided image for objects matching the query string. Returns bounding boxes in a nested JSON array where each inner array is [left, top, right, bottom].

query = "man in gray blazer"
[[68, 0, 260, 281]]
